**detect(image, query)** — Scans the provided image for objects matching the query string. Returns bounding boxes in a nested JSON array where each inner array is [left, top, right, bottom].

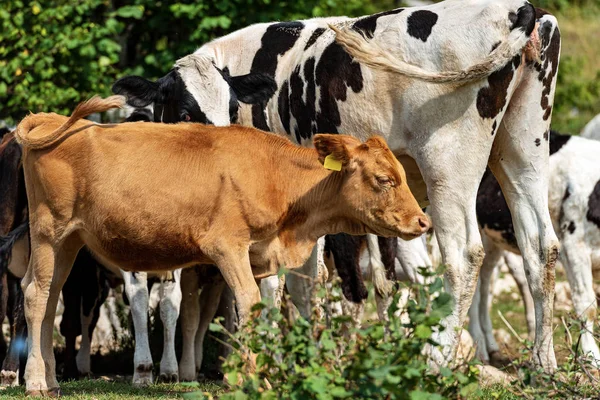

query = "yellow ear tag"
[[324, 154, 342, 171]]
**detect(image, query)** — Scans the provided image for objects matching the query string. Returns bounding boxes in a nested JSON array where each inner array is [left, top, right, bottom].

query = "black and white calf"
[[473, 131, 600, 368], [114, 1, 562, 370]]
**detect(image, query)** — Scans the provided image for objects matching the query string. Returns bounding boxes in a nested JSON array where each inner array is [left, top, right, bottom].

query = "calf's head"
[[112, 53, 276, 125], [314, 134, 430, 240]]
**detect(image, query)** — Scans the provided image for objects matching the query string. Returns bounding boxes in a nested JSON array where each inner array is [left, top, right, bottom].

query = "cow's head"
[[112, 53, 276, 126], [314, 134, 430, 240]]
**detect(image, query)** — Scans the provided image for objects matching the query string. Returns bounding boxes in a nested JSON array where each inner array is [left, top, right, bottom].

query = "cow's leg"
[[206, 286, 236, 379], [121, 270, 154, 387], [76, 253, 108, 377], [158, 269, 182, 383], [503, 252, 535, 339], [24, 237, 80, 396], [415, 138, 491, 366], [260, 275, 285, 310], [488, 15, 561, 372], [194, 280, 226, 375], [1, 275, 26, 387], [475, 238, 505, 366], [468, 279, 488, 363], [179, 267, 200, 382], [370, 236, 397, 322], [285, 242, 322, 319], [59, 274, 81, 381], [560, 230, 600, 367]]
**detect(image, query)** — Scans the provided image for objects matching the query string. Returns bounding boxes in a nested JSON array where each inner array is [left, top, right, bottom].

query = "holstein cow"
[[473, 131, 600, 368], [15, 95, 428, 395], [113, 1, 562, 370]]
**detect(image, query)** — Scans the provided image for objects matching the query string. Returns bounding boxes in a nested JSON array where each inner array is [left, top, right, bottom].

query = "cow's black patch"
[[289, 58, 317, 142], [476, 55, 520, 119], [549, 130, 571, 155], [305, 28, 326, 50], [250, 21, 305, 131], [476, 170, 518, 249], [352, 8, 404, 39], [325, 234, 368, 303], [587, 180, 600, 229], [535, 138, 541, 146], [563, 187, 571, 202], [538, 21, 560, 121], [279, 42, 363, 138], [510, 3, 536, 36], [544, 130, 549, 141], [567, 221, 576, 234], [407, 10, 438, 42], [378, 236, 398, 282], [314, 42, 364, 133], [278, 80, 291, 134], [491, 120, 497, 136]]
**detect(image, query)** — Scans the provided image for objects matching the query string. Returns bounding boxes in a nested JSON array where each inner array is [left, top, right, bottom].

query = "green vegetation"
[[0, 380, 223, 399], [200, 271, 481, 400]]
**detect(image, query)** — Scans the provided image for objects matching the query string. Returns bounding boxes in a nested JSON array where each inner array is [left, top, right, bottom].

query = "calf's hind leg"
[[24, 236, 81, 396]]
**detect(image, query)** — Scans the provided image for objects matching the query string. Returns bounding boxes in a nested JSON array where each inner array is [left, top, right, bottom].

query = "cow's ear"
[[112, 76, 159, 108], [313, 134, 357, 167], [229, 73, 277, 104]]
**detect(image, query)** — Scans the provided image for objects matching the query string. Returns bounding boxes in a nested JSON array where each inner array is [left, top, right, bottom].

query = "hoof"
[[133, 363, 154, 387], [158, 372, 179, 383], [0, 370, 18, 387], [25, 387, 61, 397], [489, 351, 512, 369]]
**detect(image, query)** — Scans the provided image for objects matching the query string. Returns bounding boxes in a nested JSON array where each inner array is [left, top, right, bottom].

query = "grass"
[[0, 380, 223, 399]]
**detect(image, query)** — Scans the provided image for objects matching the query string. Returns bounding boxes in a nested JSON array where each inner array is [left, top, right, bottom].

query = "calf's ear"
[[112, 76, 159, 108], [313, 134, 355, 166], [229, 73, 277, 104]]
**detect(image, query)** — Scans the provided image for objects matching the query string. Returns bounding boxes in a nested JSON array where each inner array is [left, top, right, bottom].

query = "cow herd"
[[2, 0, 598, 397]]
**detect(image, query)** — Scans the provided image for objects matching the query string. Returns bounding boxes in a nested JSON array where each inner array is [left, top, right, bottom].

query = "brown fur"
[[16, 96, 429, 394]]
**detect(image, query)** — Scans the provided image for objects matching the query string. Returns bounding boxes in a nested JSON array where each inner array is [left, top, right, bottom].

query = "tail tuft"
[[330, 22, 530, 84]]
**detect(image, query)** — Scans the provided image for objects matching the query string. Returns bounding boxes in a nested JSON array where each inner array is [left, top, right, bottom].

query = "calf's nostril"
[[418, 216, 430, 231]]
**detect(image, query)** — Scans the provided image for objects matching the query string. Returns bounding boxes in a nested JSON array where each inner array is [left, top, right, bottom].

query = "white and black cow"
[[113, 1, 562, 371], [473, 131, 600, 368]]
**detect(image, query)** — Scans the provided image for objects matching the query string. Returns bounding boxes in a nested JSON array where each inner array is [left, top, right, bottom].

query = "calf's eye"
[[376, 176, 393, 186]]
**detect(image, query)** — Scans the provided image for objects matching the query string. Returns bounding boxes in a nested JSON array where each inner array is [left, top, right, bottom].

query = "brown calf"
[[16, 95, 429, 395]]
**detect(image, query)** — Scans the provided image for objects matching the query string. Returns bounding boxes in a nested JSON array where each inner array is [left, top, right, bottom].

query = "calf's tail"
[[16, 95, 125, 150]]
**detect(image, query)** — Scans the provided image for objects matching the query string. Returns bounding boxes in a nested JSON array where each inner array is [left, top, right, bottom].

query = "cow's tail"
[[16, 95, 125, 150], [0, 220, 29, 274], [330, 24, 530, 84]]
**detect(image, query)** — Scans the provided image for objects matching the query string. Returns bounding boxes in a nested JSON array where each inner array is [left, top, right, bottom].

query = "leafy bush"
[[192, 272, 480, 400], [0, 0, 378, 125]]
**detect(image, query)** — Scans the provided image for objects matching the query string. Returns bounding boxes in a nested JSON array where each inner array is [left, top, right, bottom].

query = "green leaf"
[[116, 5, 144, 19], [415, 324, 432, 339], [209, 322, 224, 333], [410, 391, 442, 400]]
